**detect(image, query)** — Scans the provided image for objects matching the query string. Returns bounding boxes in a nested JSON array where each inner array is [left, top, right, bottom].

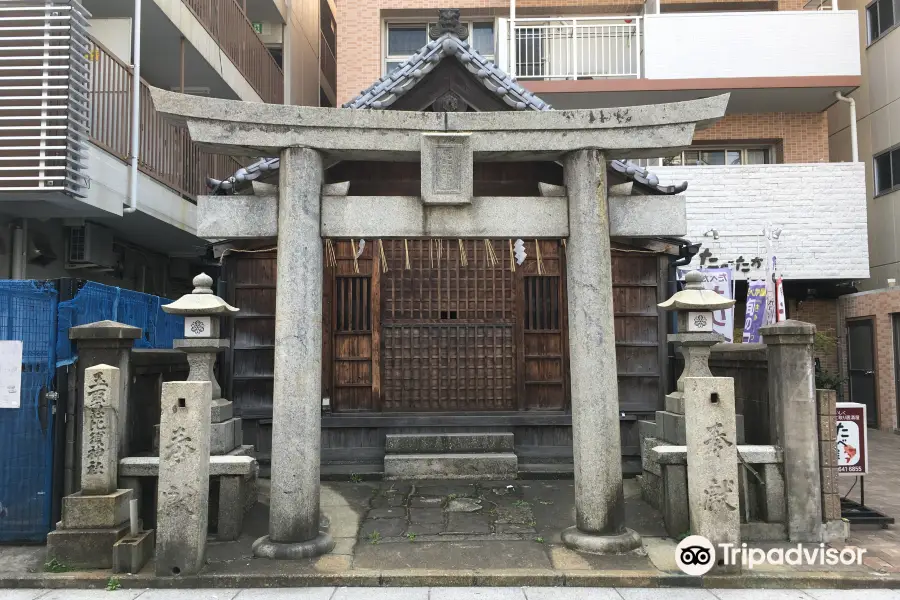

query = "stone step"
[[384, 452, 518, 480], [385, 432, 514, 454]]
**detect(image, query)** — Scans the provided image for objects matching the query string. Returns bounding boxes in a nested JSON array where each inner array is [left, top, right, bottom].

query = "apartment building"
[[0, 0, 335, 296], [826, 0, 900, 432]]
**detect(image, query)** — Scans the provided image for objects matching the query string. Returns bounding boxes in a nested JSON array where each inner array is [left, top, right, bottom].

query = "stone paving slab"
[[354, 541, 554, 571], [4, 590, 900, 600]]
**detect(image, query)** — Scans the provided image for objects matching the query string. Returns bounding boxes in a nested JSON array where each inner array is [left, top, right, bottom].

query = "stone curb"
[[2, 570, 899, 590]]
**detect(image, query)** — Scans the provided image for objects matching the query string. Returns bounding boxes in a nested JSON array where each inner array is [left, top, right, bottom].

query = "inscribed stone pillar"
[[156, 381, 212, 576], [560, 149, 641, 553], [47, 364, 132, 569], [683, 376, 740, 571], [760, 320, 823, 542], [252, 146, 334, 559], [81, 364, 121, 495], [69, 320, 141, 484]]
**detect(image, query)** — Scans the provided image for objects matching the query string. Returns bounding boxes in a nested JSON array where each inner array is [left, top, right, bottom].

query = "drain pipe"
[[124, 0, 142, 214], [835, 91, 858, 163]]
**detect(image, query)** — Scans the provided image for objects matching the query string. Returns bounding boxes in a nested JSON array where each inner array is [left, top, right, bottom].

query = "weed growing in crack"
[[368, 530, 381, 544], [513, 500, 530, 508], [106, 577, 121, 591], [535, 537, 545, 544], [350, 473, 363, 483], [406, 532, 417, 542], [43, 558, 71, 573]]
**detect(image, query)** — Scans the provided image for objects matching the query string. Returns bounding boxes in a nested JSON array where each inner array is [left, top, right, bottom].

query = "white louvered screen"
[[0, 0, 91, 197]]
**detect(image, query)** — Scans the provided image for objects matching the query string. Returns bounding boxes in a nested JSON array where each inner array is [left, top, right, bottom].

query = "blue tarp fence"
[[0, 280, 57, 541], [56, 281, 184, 366]]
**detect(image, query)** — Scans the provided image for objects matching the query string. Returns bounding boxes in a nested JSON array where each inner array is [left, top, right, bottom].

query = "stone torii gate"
[[149, 87, 728, 558]]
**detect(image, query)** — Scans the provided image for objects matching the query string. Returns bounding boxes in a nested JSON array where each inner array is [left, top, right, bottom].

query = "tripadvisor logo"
[[676, 535, 716, 575], [675, 535, 867, 574]]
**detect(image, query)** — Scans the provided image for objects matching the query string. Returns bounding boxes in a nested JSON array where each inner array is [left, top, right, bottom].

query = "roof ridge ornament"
[[430, 8, 468, 41]]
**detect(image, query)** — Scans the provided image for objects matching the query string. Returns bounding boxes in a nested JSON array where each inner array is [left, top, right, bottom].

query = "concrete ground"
[[2, 430, 900, 589]]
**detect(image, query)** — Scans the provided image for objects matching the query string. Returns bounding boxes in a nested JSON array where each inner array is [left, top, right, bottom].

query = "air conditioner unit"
[[67, 223, 116, 269]]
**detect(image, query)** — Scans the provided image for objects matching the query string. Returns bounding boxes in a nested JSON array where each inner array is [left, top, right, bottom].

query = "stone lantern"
[[658, 270, 736, 401], [162, 273, 242, 454]]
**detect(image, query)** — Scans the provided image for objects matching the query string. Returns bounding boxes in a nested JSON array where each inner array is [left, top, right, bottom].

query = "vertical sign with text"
[[743, 280, 767, 343], [0, 341, 23, 409], [837, 402, 868, 476]]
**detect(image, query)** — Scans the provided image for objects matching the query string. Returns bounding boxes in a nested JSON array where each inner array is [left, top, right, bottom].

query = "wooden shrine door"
[[324, 239, 569, 413]]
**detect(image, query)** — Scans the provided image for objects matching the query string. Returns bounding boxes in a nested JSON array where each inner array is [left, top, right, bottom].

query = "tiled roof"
[[609, 159, 688, 195], [342, 33, 551, 112]]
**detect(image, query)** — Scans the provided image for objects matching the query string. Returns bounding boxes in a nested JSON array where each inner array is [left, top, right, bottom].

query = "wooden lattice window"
[[335, 276, 371, 332], [524, 276, 559, 331]]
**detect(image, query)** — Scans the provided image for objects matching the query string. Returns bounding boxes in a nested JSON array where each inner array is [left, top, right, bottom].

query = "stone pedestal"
[[47, 364, 133, 569], [253, 147, 334, 559], [156, 381, 212, 576], [761, 320, 823, 542], [174, 338, 242, 455], [69, 321, 141, 478], [683, 376, 740, 573], [559, 149, 640, 554]]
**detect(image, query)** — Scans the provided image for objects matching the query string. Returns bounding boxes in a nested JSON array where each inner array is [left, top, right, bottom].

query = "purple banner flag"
[[743, 279, 767, 343]]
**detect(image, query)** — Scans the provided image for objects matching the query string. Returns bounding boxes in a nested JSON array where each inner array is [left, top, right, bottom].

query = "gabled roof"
[[343, 33, 551, 112]]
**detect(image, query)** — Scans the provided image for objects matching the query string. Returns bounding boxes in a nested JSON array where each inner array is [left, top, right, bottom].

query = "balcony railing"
[[88, 38, 240, 200], [181, 0, 284, 104], [509, 17, 641, 80]]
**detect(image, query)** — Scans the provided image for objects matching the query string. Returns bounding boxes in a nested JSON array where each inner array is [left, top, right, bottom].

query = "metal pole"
[[125, 0, 142, 213], [509, 0, 516, 78]]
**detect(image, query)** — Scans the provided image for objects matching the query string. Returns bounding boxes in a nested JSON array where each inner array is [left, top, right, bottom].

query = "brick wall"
[[694, 113, 830, 164], [791, 298, 840, 375], [653, 162, 869, 281], [838, 287, 900, 432]]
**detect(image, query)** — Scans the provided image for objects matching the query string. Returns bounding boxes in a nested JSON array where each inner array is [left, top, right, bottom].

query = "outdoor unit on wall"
[[66, 223, 116, 269]]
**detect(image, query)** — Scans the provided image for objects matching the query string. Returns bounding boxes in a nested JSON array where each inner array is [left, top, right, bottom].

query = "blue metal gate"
[[0, 281, 58, 542]]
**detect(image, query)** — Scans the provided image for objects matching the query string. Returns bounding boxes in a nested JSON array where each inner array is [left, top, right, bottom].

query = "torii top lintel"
[[148, 86, 729, 162]]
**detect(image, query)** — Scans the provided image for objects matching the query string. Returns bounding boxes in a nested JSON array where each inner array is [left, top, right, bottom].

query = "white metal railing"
[[0, 1, 91, 197], [508, 17, 642, 80]]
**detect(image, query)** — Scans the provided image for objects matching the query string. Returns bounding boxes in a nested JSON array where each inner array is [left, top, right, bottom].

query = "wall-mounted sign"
[[252, 22, 264, 34], [837, 402, 868, 476], [0, 341, 23, 409]]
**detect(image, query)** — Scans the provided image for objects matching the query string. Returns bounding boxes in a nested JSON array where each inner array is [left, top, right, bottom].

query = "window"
[[874, 147, 900, 195], [663, 147, 772, 166], [867, 0, 897, 43], [385, 21, 496, 75]]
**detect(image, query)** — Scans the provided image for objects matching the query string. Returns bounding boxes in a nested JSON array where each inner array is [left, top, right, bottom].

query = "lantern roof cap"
[[162, 273, 239, 315], [658, 270, 736, 311]]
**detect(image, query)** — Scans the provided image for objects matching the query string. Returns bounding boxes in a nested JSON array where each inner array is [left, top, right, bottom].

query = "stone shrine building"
[[149, 8, 727, 557]]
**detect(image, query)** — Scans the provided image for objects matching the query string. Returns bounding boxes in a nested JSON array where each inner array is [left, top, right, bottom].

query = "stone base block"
[[639, 470, 662, 510], [46, 521, 130, 569], [385, 432, 514, 454], [113, 529, 155, 574], [211, 399, 234, 423], [661, 464, 689, 539], [228, 444, 256, 458], [252, 532, 335, 559], [665, 392, 685, 415], [384, 452, 517, 480], [741, 521, 788, 542], [211, 417, 242, 455], [656, 410, 746, 446], [821, 520, 850, 542], [561, 526, 642, 554], [61, 489, 132, 529]]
